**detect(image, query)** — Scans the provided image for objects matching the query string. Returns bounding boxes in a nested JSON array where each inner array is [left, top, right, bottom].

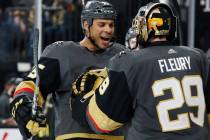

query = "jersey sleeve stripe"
[[13, 81, 45, 106], [86, 94, 123, 133], [86, 108, 111, 133], [14, 88, 34, 97]]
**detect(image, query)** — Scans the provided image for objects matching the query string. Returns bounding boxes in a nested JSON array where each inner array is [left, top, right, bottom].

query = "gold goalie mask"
[[132, 2, 177, 45]]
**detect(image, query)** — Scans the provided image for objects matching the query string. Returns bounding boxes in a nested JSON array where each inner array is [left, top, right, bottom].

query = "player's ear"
[[83, 20, 89, 33]]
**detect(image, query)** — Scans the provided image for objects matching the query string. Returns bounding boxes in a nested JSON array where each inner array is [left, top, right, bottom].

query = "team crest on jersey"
[[118, 51, 126, 57], [168, 49, 177, 54], [52, 41, 64, 47]]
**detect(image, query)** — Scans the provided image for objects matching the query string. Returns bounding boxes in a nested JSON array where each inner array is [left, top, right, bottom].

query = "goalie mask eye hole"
[[140, 11, 145, 16]]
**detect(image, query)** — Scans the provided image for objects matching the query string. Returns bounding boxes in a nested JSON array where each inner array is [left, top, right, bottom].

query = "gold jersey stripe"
[[56, 133, 124, 140], [15, 81, 36, 91], [88, 94, 123, 132]]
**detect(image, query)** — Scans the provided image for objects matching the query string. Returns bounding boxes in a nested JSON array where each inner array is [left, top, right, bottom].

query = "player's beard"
[[88, 32, 111, 51], [88, 35, 102, 50]]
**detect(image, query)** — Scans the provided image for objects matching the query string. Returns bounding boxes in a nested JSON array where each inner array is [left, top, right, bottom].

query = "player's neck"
[[80, 37, 99, 52], [150, 37, 167, 43]]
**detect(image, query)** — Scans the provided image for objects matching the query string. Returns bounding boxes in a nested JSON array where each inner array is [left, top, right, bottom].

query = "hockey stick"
[[30, 28, 40, 118], [28, 28, 47, 140]]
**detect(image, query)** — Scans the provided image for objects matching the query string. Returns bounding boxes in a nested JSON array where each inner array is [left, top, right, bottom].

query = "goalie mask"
[[132, 2, 177, 45]]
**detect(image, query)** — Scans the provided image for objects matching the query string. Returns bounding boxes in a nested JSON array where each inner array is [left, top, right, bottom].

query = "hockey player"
[[72, 2, 210, 140], [9, 0, 126, 140], [124, 27, 140, 50]]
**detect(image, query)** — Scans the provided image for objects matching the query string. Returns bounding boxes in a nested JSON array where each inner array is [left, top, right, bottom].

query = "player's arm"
[[86, 69, 133, 134], [10, 49, 61, 138], [71, 53, 133, 133]]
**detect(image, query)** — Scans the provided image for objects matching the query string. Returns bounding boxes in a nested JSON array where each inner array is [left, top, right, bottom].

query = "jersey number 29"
[[152, 75, 205, 132]]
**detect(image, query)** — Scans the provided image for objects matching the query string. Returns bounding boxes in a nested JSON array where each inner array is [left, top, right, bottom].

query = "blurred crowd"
[[0, 0, 84, 93], [0, 77, 22, 128], [0, 0, 83, 63]]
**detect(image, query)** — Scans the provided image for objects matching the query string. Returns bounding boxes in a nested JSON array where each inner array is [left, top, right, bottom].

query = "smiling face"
[[85, 19, 115, 50]]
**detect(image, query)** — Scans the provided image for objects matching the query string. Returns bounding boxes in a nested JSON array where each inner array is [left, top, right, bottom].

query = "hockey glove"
[[10, 95, 47, 138], [71, 68, 108, 126]]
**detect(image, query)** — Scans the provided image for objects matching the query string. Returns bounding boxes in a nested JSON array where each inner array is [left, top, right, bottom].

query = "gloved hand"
[[72, 68, 108, 97], [71, 68, 108, 126], [10, 95, 47, 138]]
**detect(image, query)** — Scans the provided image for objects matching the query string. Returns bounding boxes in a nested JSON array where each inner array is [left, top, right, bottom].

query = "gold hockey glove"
[[71, 68, 108, 126]]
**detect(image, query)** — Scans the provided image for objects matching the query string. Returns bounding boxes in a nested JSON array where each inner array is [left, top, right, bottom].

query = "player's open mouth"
[[101, 37, 111, 42]]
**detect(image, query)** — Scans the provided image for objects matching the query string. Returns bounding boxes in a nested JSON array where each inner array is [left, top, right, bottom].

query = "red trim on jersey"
[[86, 109, 111, 133], [13, 88, 34, 97]]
